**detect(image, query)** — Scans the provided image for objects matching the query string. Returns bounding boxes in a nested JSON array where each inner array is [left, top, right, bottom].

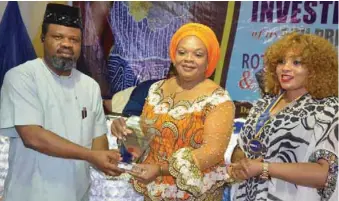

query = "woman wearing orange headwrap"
[[111, 23, 235, 200], [169, 23, 221, 78]]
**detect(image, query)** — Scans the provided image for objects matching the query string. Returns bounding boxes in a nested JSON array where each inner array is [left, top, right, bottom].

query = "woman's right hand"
[[111, 117, 133, 139]]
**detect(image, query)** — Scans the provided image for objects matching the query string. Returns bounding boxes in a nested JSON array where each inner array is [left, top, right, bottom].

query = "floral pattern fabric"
[[133, 80, 233, 200]]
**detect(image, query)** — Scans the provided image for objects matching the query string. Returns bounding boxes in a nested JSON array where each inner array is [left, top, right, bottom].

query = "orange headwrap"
[[169, 23, 220, 78]]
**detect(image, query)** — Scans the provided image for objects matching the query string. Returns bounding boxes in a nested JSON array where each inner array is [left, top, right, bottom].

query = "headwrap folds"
[[43, 3, 82, 29], [169, 23, 220, 78]]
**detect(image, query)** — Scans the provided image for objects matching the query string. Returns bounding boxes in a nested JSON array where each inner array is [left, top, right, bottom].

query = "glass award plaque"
[[117, 116, 155, 171]]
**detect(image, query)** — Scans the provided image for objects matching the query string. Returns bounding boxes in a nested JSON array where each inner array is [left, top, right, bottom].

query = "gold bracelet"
[[260, 162, 270, 180]]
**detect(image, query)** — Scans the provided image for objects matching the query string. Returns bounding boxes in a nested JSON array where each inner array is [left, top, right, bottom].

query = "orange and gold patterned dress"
[[132, 80, 235, 201]]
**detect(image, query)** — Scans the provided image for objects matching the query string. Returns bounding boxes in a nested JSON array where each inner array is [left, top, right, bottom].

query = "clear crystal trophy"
[[117, 116, 155, 172]]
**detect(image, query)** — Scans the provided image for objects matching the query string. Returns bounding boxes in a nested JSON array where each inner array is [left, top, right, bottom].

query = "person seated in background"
[[228, 32, 338, 201], [111, 23, 235, 200], [103, 86, 136, 114], [103, 64, 177, 116]]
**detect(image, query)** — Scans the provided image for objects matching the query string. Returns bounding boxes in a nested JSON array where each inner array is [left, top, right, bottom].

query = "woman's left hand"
[[128, 164, 160, 184], [231, 158, 263, 180]]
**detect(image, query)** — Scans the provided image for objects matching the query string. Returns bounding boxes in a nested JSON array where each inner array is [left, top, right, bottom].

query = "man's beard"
[[49, 55, 77, 71]]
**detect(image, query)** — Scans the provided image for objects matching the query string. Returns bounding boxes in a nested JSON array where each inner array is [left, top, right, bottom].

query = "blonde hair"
[[263, 32, 338, 99]]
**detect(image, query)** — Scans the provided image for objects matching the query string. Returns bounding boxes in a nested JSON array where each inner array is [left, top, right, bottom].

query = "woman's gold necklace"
[[170, 89, 184, 100], [169, 78, 205, 100]]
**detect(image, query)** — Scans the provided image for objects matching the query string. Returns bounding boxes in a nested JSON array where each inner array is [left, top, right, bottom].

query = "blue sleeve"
[[122, 79, 160, 117]]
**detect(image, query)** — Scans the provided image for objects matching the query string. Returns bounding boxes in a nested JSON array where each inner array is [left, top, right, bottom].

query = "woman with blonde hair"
[[111, 23, 235, 200], [228, 32, 338, 201]]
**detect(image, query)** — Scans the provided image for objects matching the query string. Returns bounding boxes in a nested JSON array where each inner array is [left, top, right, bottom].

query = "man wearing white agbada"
[[0, 3, 122, 201]]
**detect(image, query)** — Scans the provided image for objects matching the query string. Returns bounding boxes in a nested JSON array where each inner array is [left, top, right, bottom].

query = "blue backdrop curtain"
[[0, 1, 37, 88]]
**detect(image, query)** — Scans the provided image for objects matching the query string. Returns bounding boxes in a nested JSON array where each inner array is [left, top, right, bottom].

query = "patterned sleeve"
[[308, 98, 338, 200], [168, 88, 235, 196]]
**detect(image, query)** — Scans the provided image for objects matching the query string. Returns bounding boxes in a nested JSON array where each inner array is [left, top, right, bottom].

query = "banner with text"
[[226, 1, 338, 102]]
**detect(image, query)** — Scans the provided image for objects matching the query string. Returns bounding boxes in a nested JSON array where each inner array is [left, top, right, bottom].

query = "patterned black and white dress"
[[232, 94, 338, 201]]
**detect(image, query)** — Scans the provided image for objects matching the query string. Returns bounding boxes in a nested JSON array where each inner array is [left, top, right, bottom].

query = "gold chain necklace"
[[169, 78, 205, 100], [170, 88, 186, 100]]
